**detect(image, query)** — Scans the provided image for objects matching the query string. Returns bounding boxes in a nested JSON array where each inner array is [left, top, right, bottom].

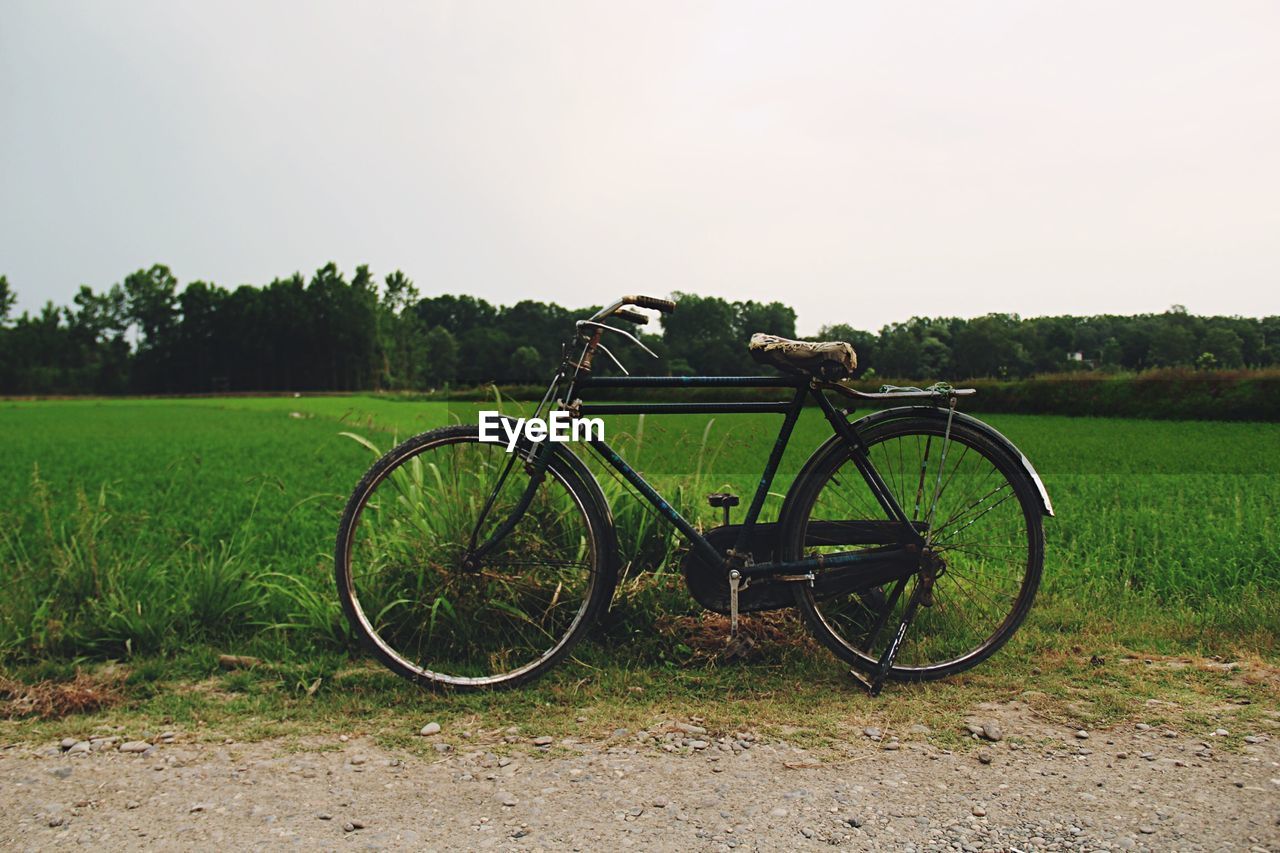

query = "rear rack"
[[818, 381, 976, 403]]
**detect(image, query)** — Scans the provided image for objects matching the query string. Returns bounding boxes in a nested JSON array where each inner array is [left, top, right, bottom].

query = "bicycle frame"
[[567, 374, 926, 584], [439, 296, 1023, 694]]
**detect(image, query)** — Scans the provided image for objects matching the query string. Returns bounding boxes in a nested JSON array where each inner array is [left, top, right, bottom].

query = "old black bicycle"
[[335, 295, 1053, 694]]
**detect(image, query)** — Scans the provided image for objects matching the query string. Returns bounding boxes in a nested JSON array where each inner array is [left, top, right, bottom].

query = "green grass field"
[[0, 396, 1276, 744]]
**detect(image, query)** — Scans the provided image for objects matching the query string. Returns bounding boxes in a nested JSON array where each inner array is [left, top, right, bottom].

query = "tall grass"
[[0, 398, 1275, 665]]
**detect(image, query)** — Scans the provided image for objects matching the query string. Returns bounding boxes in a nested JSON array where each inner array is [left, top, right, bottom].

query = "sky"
[[2, 1, 1277, 335]]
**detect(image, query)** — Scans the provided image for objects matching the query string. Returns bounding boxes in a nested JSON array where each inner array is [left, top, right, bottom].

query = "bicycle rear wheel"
[[335, 425, 617, 689], [785, 416, 1044, 681]]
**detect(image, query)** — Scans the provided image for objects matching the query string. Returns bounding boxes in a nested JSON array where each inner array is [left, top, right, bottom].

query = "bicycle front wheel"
[[335, 425, 617, 689], [785, 415, 1044, 682]]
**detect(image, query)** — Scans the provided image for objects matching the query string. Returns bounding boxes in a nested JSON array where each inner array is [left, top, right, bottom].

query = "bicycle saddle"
[[748, 333, 857, 380]]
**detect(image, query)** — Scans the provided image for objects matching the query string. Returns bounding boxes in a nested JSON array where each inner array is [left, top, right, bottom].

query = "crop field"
[[0, 395, 1277, 738]]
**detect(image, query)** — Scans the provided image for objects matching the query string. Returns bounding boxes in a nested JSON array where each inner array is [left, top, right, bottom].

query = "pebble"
[[1136, 723, 1151, 731], [1075, 730, 1089, 740], [689, 740, 709, 750], [1213, 728, 1229, 736], [433, 743, 452, 753], [977, 750, 993, 765], [972, 806, 986, 817], [532, 736, 554, 747], [59, 737, 77, 750], [419, 722, 441, 736], [981, 724, 1004, 742], [338, 734, 349, 742], [864, 727, 882, 740], [1244, 735, 1263, 744], [118, 741, 150, 754], [316, 813, 332, 821], [909, 724, 930, 735], [883, 740, 901, 751], [1139, 825, 1156, 834], [67, 741, 90, 755], [48, 816, 65, 827], [498, 792, 518, 807], [349, 755, 367, 765], [675, 722, 707, 735]]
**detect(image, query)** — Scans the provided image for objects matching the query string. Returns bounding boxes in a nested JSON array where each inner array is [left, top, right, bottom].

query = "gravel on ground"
[[3, 702, 1278, 851]]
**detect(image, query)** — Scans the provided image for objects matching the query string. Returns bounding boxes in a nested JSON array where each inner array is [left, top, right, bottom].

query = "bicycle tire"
[[783, 415, 1044, 681], [335, 425, 618, 690]]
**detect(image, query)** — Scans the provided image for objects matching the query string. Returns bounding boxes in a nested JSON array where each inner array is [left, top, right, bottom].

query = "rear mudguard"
[[779, 406, 1054, 531]]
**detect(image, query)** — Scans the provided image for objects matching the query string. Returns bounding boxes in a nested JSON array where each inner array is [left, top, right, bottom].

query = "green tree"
[[421, 326, 458, 387], [661, 293, 741, 375], [508, 345, 542, 382], [951, 314, 1030, 378], [1202, 326, 1244, 368], [0, 275, 14, 324], [1148, 324, 1197, 367], [123, 264, 179, 348]]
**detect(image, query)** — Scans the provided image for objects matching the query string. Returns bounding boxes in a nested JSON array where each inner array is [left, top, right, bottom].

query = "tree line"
[[1, 264, 1277, 395]]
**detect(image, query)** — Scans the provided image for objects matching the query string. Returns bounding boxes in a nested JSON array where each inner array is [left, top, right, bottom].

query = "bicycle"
[[335, 295, 1053, 694]]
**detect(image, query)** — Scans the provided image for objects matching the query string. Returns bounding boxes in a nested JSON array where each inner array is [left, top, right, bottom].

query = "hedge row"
[[435, 369, 1280, 422]]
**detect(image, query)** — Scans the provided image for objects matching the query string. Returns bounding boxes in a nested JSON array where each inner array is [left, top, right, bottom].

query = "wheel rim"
[[341, 436, 600, 686], [801, 423, 1037, 673]]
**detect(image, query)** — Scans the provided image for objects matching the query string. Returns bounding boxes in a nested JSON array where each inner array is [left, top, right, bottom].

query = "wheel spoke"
[[795, 418, 1040, 679], [337, 430, 603, 687]]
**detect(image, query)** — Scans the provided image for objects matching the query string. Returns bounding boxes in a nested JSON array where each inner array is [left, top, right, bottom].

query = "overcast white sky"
[[2, 1, 1277, 334]]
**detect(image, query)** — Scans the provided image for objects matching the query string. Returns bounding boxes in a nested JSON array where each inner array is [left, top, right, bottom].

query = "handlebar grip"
[[625, 294, 677, 313], [613, 308, 649, 325]]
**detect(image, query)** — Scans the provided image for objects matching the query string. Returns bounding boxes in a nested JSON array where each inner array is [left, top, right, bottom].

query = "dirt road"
[[3, 702, 1277, 851]]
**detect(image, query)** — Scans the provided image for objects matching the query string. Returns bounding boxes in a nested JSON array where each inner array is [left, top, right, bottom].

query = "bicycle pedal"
[[721, 632, 757, 662], [848, 668, 884, 697], [707, 492, 739, 526]]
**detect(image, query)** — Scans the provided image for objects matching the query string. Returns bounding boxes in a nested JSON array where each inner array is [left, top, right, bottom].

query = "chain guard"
[[680, 524, 792, 615], [680, 521, 921, 616]]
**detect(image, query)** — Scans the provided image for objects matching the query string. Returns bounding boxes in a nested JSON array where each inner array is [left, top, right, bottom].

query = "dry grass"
[[0, 669, 125, 720], [655, 610, 818, 663]]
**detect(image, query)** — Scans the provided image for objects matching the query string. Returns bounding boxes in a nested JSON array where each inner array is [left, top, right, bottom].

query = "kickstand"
[[849, 585, 924, 697]]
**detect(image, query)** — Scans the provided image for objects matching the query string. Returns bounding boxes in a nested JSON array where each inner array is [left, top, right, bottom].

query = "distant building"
[[1067, 351, 1084, 362]]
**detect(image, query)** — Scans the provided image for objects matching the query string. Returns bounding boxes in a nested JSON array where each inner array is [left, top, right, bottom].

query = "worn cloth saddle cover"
[[748, 333, 857, 380]]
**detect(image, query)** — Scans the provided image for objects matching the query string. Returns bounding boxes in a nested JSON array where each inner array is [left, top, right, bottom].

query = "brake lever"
[[575, 321, 659, 359]]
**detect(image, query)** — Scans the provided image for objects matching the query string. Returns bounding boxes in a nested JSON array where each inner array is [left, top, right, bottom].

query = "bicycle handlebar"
[[612, 308, 649, 325], [624, 295, 676, 314]]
